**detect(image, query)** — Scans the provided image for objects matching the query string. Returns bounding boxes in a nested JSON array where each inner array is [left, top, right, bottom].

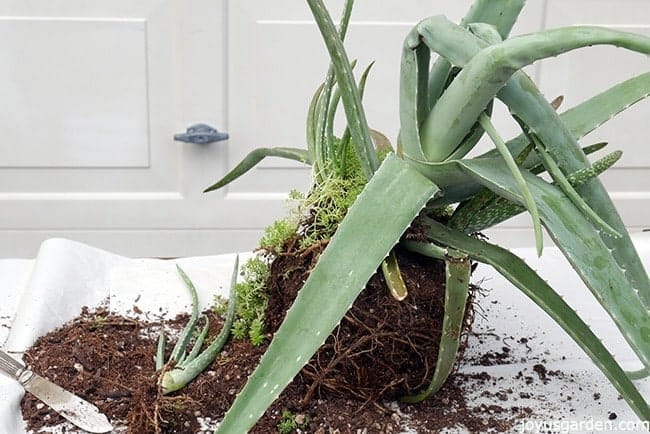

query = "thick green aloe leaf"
[[478, 113, 544, 255], [458, 158, 650, 371], [216, 154, 439, 433], [408, 16, 650, 309], [314, 1, 354, 176], [161, 257, 239, 394], [449, 150, 622, 233], [426, 0, 524, 109], [432, 73, 649, 207], [307, 0, 379, 180], [486, 72, 650, 163], [169, 265, 200, 362], [400, 245, 470, 402], [381, 250, 408, 301], [203, 148, 311, 193], [500, 73, 650, 309], [398, 41, 430, 160], [419, 24, 650, 161], [422, 217, 650, 421]]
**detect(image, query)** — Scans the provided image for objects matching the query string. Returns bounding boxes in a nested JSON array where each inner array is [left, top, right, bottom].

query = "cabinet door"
[[0, 0, 251, 257]]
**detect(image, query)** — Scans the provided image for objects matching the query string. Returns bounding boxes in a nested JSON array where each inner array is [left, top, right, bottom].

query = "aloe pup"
[[205, 1, 650, 431]]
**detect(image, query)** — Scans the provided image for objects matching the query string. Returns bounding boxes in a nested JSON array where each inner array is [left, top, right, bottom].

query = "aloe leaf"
[[169, 265, 200, 363], [478, 113, 544, 255], [216, 154, 439, 433], [162, 256, 239, 394], [307, 0, 379, 180], [409, 16, 650, 309], [458, 158, 650, 371], [325, 59, 359, 165], [427, 0, 525, 108], [420, 24, 650, 161], [628, 367, 650, 381], [314, 0, 354, 176], [306, 82, 324, 167], [182, 317, 210, 366], [450, 150, 622, 233], [155, 332, 165, 371], [401, 245, 471, 402], [339, 61, 375, 176], [441, 73, 647, 204], [480, 73, 650, 166], [528, 130, 620, 238], [398, 40, 429, 160], [500, 75, 650, 310], [203, 147, 311, 193], [381, 251, 408, 301], [445, 99, 493, 161], [422, 217, 650, 421]]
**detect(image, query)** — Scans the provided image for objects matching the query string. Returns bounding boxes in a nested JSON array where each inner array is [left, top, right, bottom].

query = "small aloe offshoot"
[[156, 258, 238, 394], [206, 1, 650, 432]]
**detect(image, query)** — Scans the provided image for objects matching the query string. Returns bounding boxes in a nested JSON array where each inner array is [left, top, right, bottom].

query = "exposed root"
[[265, 235, 477, 407]]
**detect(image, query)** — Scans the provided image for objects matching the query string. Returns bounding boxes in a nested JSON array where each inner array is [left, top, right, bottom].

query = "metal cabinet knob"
[[174, 123, 229, 144]]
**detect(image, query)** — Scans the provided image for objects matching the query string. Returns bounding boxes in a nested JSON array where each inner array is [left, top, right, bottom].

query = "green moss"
[[226, 141, 390, 346], [260, 218, 298, 253], [230, 257, 269, 346]]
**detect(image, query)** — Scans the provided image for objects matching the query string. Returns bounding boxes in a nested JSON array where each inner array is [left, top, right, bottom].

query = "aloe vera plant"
[[155, 261, 238, 394], [207, 1, 650, 431]]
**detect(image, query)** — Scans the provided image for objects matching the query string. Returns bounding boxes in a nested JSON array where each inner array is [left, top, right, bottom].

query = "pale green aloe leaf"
[[398, 40, 429, 160], [480, 73, 650, 166], [381, 251, 408, 301], [215, 154, 439, 433], [420, 24, 650, 161], [169, 265, 200, 363], [306, 82, 324, 165], [500, 76, 650, 309], [528, 130, 620, 238], [408, 16, 650, 308], [445, 98, 493, 161], [457, 158, 650, 372], [182, 317, 210, 366], [203, 148, 311, 193], [162, 256, 239, 394], [449, 150, 622, 233], [400, 245, 470, 402], [427, 0, 525, 108], [628, 367, 650, 381], [338, 61, 375, 176], [314, 0, 354, 175], [478, 113, 544, 255], [307, 0, 379, 180], [402, 0, 524, 161], [431, 71, 647, 206], [422, 217, 650, 421], [155, 332, 165, 371]]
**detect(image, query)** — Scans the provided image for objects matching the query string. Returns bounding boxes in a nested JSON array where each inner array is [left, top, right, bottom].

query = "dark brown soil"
[[20, 238, 536, 433], [20, 305, 537, 433], [266, 243, 454, 402]]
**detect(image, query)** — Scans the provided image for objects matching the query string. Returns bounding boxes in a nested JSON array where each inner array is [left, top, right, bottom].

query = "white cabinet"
[[0, 1, 647, 257]]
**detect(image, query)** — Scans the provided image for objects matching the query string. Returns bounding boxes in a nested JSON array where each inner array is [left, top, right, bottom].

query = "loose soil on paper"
[[21, 249, 539, 433]]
